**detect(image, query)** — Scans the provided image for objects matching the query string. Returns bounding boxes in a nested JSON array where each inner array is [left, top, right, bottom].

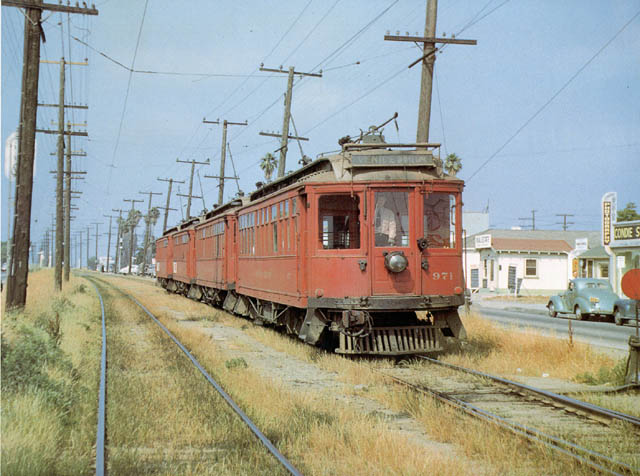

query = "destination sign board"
[[613, 224, 640, 241], [351, 154, 433, 167]]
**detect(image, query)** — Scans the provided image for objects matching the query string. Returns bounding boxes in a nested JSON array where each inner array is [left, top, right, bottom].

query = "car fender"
[[574, 297, 591, 313], [548, 295, 569, 313]]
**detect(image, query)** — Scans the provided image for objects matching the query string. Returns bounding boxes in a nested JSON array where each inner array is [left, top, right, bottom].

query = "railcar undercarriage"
[[159, 278, 466, 356]]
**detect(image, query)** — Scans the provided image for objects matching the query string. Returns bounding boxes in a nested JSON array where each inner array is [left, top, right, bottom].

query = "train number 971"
[[432, 272, 453, 280]]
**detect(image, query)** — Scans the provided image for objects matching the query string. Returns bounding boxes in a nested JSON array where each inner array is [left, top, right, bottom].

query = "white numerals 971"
[[432, 272, 452, 280]]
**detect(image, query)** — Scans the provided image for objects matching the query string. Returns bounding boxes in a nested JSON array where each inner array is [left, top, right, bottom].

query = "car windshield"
[[585, 282, 611, 290]]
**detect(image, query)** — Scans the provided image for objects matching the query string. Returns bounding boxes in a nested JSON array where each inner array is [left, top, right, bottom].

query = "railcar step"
[[337, 326, 441, 355]]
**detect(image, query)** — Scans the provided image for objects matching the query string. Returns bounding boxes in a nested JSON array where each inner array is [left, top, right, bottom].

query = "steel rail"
[[379, 371, 633, 476], [419, 356, 640, 427], [86, 279, 107, 476], [108, 283, 303, 476]]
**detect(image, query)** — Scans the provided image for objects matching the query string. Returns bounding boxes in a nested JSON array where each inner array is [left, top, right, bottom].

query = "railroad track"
[[84, 276, 302, 476], [377, 357, 640, 475]]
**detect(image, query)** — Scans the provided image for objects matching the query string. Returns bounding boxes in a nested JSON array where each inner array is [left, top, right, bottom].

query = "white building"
[[464, 229, 600, 294]]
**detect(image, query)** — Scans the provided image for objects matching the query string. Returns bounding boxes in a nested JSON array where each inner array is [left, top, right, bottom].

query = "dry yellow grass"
[[100, 274, 638, 475], [446, 311, 616, 380]]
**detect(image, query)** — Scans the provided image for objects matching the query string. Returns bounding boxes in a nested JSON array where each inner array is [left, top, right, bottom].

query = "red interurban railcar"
[[156, 137, 466, 356]]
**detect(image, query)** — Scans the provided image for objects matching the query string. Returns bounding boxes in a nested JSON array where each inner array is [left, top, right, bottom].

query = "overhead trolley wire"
[[466, 8, 640, 183]]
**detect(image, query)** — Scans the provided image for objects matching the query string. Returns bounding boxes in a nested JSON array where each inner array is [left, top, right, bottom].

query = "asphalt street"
[[473, 303, 639, 355]]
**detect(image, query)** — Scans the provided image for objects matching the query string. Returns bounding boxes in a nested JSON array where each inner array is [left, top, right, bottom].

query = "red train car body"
[[156, 139, 466, 356]]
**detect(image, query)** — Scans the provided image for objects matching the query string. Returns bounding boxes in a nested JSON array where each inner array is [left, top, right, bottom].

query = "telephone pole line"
[[112, 208, 125, 272], [203, 118, 246, 206], [64, 124, 86, 281], [384, 0, 475, 142], [519, 210, 538, 231], [91, 222, 101, 270], [3, 0, 98, 309], [139, 191, 162, 275], [556, 213, 575, 231], [157, 178, 182, 232], [259, 65, 322, 178], [86, 226, 90, 269], [176, 158, 209, 219], [103, 214, 114, 273], [123, 199, 143, 274]]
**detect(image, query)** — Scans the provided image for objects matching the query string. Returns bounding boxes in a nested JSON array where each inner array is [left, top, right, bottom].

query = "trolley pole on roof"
[[384, 0, 475, 142], [259, 65, 322, 178], [157, 178, 182, 232], [203, 118, 247, 206], [176, 158, 209, 219]]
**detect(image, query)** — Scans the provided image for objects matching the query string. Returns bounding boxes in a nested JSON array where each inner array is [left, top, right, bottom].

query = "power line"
[[466, 8, 640, 182], [106, 0, 149, 192]]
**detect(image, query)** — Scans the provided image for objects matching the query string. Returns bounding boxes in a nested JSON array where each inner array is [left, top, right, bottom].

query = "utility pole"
[[139, 191, 162, 275], [112, 208, 124, 272], [556, 213, 575, 231], [86, 226, 90, 269], [176, 158, 208, 219], [202, 118, 247, 206], [63, 124, 86, 281], [3, 0, 98, 310], [91, 222, 101, 270], [157, 178, 182, 232], [259, 65, 322, 177], [103, 214, 114, 273], [519, 210, 538, 231], [123, 198, 143, 274], [384, 0, 475, 142]]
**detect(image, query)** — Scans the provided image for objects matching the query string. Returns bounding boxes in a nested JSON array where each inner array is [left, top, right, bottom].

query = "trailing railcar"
[[156, 137, 467, 356]]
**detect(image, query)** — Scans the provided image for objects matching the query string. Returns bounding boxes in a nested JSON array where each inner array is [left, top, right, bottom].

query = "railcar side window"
[[318, 195, 361, 249], [423, 193, 456, 248], [375, 192, 408, 247]]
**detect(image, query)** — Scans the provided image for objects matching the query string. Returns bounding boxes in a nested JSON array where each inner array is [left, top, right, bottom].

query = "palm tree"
[[260, 153, 277, 182], [444, 153, 462, 176]]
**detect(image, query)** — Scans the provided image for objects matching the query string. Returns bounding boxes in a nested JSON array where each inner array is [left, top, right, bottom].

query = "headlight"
[[384, 251, 408, 273]]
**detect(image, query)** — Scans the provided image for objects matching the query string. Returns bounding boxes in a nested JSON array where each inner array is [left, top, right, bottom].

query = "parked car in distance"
[[547, 278, 618, 321], [612, 299, 637, 326]]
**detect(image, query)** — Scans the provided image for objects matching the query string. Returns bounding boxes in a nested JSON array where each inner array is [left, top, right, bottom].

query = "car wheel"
[[548, 302, 557, 318], [614, 309, 624, 326], [575, 306, 585, 321]]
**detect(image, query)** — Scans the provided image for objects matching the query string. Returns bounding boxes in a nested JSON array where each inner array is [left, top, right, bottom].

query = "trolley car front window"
[[318, 195, 361, 249], [374, 191, 409, 247]]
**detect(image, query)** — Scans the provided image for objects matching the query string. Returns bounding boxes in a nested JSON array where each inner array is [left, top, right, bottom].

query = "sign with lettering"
[[575, 238, 588, 251], [602, 201, 612, 245], [475, 234, 492, 249], [613, 224, 640, 241], [351, 153, 433, 167]]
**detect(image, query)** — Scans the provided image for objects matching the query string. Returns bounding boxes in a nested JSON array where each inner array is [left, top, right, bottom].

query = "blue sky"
[[2, 0, 639, 258]]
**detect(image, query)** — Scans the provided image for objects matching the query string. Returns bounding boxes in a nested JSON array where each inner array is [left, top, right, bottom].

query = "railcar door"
[[419, 189, 463, 296], [370, 189, 419, 295]]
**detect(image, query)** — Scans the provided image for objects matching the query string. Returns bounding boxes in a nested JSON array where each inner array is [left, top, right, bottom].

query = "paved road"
[[473, 304, 639, 355]]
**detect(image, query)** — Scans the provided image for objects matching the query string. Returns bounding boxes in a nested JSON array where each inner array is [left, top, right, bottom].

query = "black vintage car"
[[613, 299, 638, 326]]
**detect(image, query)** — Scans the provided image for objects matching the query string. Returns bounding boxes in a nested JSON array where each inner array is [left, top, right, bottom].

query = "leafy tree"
[[260, 153, 277, 182], [617, 202, 640, 222]]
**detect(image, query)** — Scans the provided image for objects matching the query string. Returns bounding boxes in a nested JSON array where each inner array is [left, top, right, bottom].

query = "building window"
[[600, 263, 609, 278], [525, 259, 537, 277], [319, 194, 361, 249]]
